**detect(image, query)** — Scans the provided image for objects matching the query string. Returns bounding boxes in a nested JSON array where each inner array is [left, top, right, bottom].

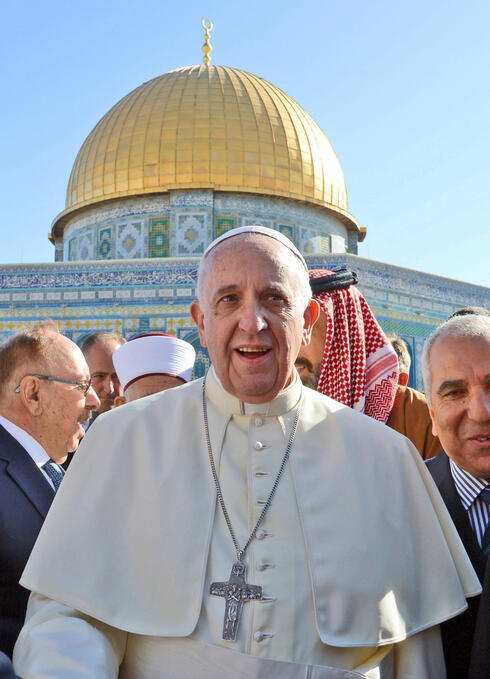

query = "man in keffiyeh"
[[295, 268, 441, 458]]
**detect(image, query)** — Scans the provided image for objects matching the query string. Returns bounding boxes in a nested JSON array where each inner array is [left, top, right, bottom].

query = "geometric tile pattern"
[[319, 234, 331, 254], [176, 214, 207, 255], [240, 216, 274, 230], [59, 192, 357, 261], [116, 221, 144, 259], [215, 216, 236, 239], [330, 234, 346, 253], [98, 227, 113, 259], [68, 238, 77, 262], [299, 226, 319, 254], [149, 218, 170, 258], [78, 232, 95, 260], [278, 224, 295, 242]]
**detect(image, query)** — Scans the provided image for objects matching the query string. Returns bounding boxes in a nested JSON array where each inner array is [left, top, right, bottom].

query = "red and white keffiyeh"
[[309, 269, 399, 423]]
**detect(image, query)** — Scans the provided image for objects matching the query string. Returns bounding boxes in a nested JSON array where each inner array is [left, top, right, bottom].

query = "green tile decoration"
[[278, 224, 295, 244], [320, 234, 331, 254], [98, 227, 112, 259], [149, 218, 170, 257], [68, 239, 77, 261], [215, 216, 236, 239]]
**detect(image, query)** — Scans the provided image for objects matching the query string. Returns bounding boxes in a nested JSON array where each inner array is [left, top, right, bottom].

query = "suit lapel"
[[0, 424, 55, 519], [427, 451, 486, 580]]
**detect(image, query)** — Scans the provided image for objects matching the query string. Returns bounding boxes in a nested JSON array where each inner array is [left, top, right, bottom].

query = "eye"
[[442, 389, 466, 399], [219, 294, 237, 303], [265, 291, 288, 305]]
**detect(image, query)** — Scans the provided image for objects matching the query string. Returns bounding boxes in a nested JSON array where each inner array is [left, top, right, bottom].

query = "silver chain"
[[202, 376, 302, 563]]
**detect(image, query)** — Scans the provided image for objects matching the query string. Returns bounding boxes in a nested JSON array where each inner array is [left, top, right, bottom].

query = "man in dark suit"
[[0, 323, 99, 657], [423, 313, 490, 679]]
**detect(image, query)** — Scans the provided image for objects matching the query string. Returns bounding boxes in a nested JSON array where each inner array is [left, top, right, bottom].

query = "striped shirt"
[[450, 459, 489, 548]]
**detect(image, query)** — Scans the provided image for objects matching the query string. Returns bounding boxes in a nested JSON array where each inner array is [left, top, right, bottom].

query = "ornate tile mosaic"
[[78, 231, 94, 260], [330, 234, 345, 253], [299, 226, 320, 254], [319, 234, 331, 253], [98, 227, 113, 259], [68, 239, 77, 262], [215, 216, 236, 239], [149, 218, 170, 257], [176, 214, 207, 255], [240, 216, 274, 229], [116, 221, 144, 259], [278, 224, 296, 244]]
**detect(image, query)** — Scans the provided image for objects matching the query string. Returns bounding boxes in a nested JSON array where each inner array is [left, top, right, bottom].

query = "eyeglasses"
[[14, 374, 93, 396]]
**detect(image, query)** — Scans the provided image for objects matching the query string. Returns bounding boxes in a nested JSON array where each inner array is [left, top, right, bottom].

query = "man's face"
[[295, 307, 327, 390], [191, 235, 318, 403], [38, 334, 100, 461], [428, 333, 490, 479], [84, 340, 123, 412]]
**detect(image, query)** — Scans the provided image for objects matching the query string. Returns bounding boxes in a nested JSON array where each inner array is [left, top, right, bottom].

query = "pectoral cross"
[[210, 561, 263, 641]]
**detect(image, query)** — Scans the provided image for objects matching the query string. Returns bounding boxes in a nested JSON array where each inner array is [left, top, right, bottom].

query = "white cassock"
[[14, 369, 480, 678]]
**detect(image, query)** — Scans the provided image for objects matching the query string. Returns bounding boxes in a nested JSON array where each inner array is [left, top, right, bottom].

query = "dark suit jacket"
[[0, 424, 55, 658], [426, 451, 489, 679]]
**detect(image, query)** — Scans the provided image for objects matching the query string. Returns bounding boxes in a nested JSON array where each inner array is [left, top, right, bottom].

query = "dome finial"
[[201, 18, 213, 65]]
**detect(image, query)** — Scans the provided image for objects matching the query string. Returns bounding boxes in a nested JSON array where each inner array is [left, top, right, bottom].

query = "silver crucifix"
[[210, 561, 263, 641]]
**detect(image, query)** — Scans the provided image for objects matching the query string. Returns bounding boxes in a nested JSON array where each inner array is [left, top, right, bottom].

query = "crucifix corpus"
[[210, 561, 262, 641]]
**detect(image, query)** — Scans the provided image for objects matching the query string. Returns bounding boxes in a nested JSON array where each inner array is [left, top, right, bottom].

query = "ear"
[[190, 301, 207, 348], [428, 406, 439, 437], [301, 299, 320, 346], [19, 377, 44, 416], [114, 395, 127, 407]]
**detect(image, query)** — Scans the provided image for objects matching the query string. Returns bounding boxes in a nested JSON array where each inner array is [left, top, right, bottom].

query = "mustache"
[[77, 409, 93, 423], [295, 357, 314, 372]]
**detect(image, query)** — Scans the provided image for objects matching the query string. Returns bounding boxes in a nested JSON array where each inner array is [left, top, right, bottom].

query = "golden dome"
[[52, 65, 360, 238]]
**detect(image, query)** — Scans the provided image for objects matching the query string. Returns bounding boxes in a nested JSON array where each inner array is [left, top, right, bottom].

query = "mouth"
[[235, 346, 270, 357], [467, 434, 490, 447]]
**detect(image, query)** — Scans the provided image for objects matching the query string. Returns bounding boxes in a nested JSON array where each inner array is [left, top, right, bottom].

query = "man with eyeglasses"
[[0, 322, 99, 658]]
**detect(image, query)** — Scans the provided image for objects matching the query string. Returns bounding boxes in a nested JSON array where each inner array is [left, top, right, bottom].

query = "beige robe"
[[14, 370, 480, 678]]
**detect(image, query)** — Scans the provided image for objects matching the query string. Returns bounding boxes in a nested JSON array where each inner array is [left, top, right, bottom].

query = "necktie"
[[480, 486, 490, 556], [42, 461, 64, 492]]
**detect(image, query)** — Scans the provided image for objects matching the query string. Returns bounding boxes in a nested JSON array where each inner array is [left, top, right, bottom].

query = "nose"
[[85, 385, 101, 410], [467, 387, 490, 423], [100, 374, 115, 396], [238, 301, 268, 335]]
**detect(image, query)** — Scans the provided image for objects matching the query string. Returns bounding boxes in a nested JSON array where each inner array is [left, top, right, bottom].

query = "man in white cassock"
[[14, 227, 481, 678]]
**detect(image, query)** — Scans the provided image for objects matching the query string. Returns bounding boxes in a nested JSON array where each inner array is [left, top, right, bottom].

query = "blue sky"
[[1, 0, 489, 288]]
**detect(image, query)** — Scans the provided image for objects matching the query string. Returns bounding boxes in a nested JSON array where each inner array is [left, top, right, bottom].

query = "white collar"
[[206, 366, 302, 418]]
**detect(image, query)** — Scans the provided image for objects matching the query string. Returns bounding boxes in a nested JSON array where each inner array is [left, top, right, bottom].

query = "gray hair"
[[196, 233, 312, 311], [422, 314, 490, 405]]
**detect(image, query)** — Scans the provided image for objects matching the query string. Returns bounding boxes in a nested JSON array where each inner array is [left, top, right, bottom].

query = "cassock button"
[[257, 560, 272, 571], [254, 631, 265, 642], [254, 441, 264, 450], [254, 416, 264, 427], [256, 529, 266, 540]]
